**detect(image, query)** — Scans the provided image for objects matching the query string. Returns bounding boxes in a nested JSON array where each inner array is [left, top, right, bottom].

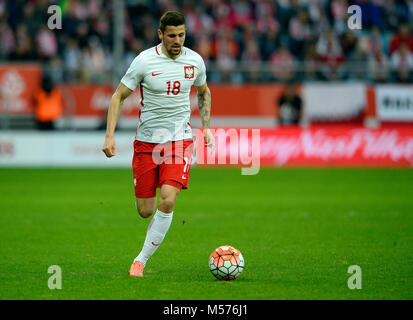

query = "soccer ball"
[[209, 245, 244, 281]]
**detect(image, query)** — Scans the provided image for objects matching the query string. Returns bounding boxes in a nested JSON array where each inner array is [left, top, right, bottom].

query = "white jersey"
[[121, 43, 207, 144]]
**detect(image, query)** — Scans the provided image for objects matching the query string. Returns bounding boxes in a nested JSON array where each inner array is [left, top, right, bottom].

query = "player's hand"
[[203, 128, 215, 156], [102, 136, 116, 158]]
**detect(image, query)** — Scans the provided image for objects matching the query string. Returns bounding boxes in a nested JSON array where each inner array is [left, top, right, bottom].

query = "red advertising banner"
[[62, 84, 286, 118], [194, 125, 413, 167], [0, 64, 42, 114], [58, 83, 413, 122], [60, 84, 141, 117]]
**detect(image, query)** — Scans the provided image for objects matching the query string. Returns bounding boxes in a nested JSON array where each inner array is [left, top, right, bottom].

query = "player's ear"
[[157, 29, 163, 41]]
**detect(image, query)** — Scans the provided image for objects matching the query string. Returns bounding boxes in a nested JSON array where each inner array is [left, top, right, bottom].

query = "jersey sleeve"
[[194, 57, 207, 87], [120, 55, 145, 91]]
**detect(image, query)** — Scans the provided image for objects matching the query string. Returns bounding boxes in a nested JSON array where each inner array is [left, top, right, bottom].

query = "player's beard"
[[167, 45, 182, 58]]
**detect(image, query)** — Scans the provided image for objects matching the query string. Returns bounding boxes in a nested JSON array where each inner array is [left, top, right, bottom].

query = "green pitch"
[[0, 167, 412, 300]]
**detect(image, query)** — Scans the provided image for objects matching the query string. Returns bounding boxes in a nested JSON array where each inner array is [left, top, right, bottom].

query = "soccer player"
[[102, 11, 214, 277]]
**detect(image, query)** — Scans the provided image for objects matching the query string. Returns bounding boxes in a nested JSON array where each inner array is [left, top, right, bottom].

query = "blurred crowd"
[[1, 0, 413, 84]]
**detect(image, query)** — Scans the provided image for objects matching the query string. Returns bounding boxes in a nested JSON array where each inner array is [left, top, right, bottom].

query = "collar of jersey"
[[157, 44, 185, 60]]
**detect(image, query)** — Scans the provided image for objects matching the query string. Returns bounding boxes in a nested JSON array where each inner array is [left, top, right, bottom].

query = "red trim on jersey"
[[185, 49, 187, 55], [135, 100, 142, 141], [155, 46, 160, 55], [139, 81, 144, 107]]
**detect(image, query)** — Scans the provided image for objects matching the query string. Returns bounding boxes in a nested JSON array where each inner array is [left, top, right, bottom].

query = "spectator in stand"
[[390, 43, 413, 83], [75, 22, 90, 49], [309, 1, 330, 36], [239, 21, 257, 58], [79, 36, 107, 83], [255, 0, 280, 61], [316, 29, 345, 80], [212, 26, 240, 60], [240, 39, 262, 82], [36, 25, 58, 61], [340, 30, 362, 79], [210, 1, 235, 34], [194, 30, 213, 65], [22, 2, 42, 38], [276, 83, 302, 126], [63, 38, 81, 82], [389, 23, 413, 55], [307, 0, 326, 29], [276, 0, 294, 28], [6, 0, 25, 30], [0, 17, 15, 60], [215, 41, 237, 82], [61, 2, 81, 39], [124, 38, 145, 68], [9, 24, 35, 61], [92, 11, 112, 48], [303, 42, 322, 81], [184, 3, 214, 40], [229, 0, 254, 29], [367, 46, 391, 83], [255, 1, 279, 36], [288, 9, 312, 58], [269, 45, 296, 82], [340, 30, 359, 60], [382, 0, 401, 32], [329, 0, 349, 35], [212, 26, 239, 81], [359, 25, 386, 55], [259, 28, 281, 61], [385, 0, 411, 29]]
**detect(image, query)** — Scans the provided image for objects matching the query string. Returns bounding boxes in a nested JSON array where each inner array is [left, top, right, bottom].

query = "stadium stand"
[[1, 0, 412, 84]]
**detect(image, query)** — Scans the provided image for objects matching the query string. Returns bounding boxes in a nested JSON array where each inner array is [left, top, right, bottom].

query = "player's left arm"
[[195, 82, 215, 153]]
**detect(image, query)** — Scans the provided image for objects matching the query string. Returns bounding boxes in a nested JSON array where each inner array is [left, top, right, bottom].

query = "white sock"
[[134, 209, 173, 268]]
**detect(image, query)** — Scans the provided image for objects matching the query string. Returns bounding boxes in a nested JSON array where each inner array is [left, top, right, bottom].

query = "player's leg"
[[130, 141, 193, 277], [130, 148, 158, 277], [132, 183, 181, 274]]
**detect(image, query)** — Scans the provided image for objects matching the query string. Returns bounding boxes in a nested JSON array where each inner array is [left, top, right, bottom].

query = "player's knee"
[[137, 207, 153, 219], [158, 184, 180, 213], [158, 198, 176, 213], [135, 200, 155, 218]]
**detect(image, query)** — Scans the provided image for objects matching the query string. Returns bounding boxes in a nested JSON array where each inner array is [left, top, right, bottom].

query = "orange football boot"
[[129, 261, 144, 277]]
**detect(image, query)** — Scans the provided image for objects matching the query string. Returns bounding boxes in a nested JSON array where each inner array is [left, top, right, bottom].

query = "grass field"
[[0, 167, 412, 300]]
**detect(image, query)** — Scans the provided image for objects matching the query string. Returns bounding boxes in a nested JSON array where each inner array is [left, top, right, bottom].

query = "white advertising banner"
[[376, 85, 413, 121], [302, 83, 365, 121], [0, 131, 135, 167]]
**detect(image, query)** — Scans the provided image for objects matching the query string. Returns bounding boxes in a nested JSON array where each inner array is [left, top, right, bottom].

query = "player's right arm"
[[102, 82, 133, 158]]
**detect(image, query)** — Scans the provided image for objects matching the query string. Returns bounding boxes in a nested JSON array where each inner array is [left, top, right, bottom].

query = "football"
[[209, 245, 244, 281]]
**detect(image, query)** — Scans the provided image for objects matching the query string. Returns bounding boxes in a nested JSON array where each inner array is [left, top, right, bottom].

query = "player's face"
[[158, 25, 186, 58]]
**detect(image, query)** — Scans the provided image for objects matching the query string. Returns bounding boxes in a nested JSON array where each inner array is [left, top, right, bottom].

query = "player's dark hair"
[[159, 11, 186, 33]]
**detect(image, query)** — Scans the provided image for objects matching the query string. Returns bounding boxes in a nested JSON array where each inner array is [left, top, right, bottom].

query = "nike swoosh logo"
[[151, 241, 160, 246], [152, 72, 162, 76], [182, 175, 187, 179]]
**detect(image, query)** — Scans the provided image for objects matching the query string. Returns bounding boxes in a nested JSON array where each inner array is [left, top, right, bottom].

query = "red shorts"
[[132, 139, 194, 198]]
